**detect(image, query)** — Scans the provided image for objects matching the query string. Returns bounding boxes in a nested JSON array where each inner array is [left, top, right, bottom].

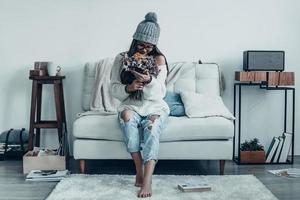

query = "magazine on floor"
[[26, 170, 69, 181], [177, 182, 212, 192], [268, 168, 300, 178]]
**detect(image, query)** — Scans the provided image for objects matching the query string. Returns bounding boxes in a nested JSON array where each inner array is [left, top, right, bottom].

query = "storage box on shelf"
[[240, 151, 265, 163], [235, 71, 294, 85]]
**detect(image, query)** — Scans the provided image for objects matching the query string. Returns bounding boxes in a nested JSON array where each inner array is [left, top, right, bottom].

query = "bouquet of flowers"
[[121, 52, 159, 100]]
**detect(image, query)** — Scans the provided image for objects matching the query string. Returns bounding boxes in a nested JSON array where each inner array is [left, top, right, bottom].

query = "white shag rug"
[[46, 174, 278, 200]]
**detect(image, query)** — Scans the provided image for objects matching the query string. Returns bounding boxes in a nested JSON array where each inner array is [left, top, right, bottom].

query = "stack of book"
[[25, 170, 69, 182], [0, 143, 22, 152], [265, 132, 292, 163], [1, 143, 18, 159], [0, 142, 28, 158], [0, 143, 6, 160]]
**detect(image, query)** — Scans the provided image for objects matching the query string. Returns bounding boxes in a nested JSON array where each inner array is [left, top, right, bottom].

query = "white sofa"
[[73, 61, 234, 174]]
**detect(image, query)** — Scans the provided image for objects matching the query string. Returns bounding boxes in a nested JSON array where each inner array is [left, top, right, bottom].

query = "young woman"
[[110, 12, 170, 198]]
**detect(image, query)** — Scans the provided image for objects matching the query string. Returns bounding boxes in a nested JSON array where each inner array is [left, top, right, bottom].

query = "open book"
[[268, 168, 300, 178], [178, 183, 212, 192]]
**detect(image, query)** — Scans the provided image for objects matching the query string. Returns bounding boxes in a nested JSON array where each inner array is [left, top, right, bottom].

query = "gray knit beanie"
[[132, 12, 160, 45]]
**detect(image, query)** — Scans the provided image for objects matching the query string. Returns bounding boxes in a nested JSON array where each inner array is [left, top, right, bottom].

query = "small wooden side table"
[[28, 76, 67, 151], [233, 71, 295, 165]]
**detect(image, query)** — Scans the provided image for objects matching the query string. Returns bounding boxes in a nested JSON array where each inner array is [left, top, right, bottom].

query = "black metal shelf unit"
[[233, 82, 295, 165]]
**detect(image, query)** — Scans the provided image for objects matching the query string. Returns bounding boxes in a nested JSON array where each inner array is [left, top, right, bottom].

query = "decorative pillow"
[[180, 91, 235, 120], [163, 91, 186, 117]]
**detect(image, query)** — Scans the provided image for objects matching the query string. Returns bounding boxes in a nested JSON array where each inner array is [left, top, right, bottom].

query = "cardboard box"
[[23, 151, 66, 174]]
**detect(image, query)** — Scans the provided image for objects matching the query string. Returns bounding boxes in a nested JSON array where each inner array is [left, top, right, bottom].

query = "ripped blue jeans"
[[118, 110, 168, 164]]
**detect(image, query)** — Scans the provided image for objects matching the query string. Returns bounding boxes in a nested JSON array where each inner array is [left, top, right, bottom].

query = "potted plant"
[[240, 138, 265, 163]]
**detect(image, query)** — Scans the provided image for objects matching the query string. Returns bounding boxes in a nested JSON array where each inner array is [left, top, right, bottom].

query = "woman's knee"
[[144, 115, 160, 131], [120, 109, 133, 122]]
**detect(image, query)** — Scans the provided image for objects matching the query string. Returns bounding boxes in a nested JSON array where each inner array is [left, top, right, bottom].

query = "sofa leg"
[[219, 160, 225, 175], [79, 159, 85, 174]]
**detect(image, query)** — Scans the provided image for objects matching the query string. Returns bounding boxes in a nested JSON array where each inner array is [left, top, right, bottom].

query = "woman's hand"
[[126, 79, 144, 92], [129, 69, 151, 83]]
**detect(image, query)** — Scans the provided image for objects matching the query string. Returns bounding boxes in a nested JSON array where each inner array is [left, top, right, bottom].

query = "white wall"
[[0, 0, 299, 155]]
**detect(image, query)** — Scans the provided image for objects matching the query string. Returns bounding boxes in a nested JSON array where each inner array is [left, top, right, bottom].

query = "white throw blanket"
[[90, 58, 119, 112], [77, 58, 119, 117], [166, 62, 188, 86]]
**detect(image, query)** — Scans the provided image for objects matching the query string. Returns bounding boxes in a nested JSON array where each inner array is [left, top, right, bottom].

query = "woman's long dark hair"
[[127, 39, 169, 75]]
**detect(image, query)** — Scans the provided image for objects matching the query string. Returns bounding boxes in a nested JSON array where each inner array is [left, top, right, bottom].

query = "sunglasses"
[[137, 42, 154, 51]]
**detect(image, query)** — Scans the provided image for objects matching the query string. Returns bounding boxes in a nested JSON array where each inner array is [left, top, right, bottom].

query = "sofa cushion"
[[163, 91, 186, 116], [180, 91, 235, 120], [73, 115, 234, 142], [73, 139, 233, 160], [167, 62, 221, 96]]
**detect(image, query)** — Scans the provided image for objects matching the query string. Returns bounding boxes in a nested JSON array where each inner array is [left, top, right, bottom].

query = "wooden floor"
[[1, 157, 300, 200]]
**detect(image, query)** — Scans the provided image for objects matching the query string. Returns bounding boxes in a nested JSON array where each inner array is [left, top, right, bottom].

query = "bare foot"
[[135, 172, 143, 187], [137, 180, 152, 198]]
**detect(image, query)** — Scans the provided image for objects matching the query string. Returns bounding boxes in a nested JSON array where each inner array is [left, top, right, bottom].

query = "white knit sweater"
[[110, 53, 170, 116]]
